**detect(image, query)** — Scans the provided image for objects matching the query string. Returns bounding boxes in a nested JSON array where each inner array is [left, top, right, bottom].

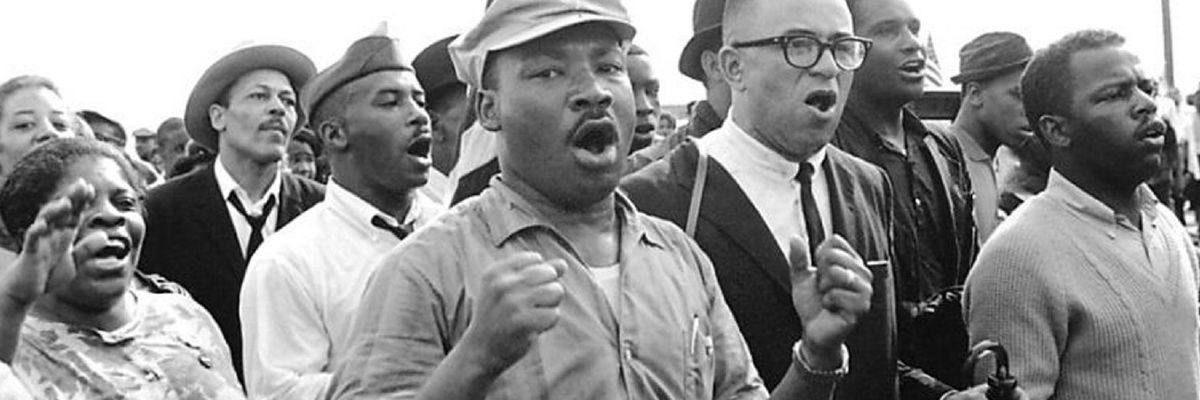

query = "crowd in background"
[[0, 0, 1198, 399]]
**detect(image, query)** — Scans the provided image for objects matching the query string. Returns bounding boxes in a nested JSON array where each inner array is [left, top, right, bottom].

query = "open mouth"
[[1140, 120, 1167, 139], [805, 90, 838, 113], [635, 122, 656, 134], [94, 237, 132, 260], [899, 59, 926, 75], [572, 120, 619, 154], [407, 135, 432, 157]]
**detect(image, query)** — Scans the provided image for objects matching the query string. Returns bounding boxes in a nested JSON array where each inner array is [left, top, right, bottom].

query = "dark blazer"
[[621, 140, 899, 400], [138, 164, 324, 380]]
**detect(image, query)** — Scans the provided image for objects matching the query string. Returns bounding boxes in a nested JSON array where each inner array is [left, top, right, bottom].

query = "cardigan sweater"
[[964, 170, 1200, 400]]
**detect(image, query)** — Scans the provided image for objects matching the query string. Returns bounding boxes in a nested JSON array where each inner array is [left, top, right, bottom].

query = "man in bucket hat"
[[325, 0, 872, 398], [945, 32, 1036, 243], [240, 29, 445, 399], [139, 44, 325, 381]]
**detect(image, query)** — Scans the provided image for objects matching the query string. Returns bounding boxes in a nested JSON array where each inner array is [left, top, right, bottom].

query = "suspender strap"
[[685, 152, 709, 237]]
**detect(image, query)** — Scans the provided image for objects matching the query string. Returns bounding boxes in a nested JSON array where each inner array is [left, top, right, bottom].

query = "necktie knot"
[[795, 162, 815, 184], [371, 215, 413, 240], [228, 193, 276, 260]]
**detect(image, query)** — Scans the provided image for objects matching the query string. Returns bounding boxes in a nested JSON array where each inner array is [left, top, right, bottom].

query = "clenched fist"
[[460, 252, 567, 374], [789, 235, 873, 363]]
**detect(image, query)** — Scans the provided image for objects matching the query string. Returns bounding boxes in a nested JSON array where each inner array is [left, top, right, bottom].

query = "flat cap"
[[448, 0, 637, 89], [301, 29, 413, 121], [184, 45, 315, 151], [950, 32, 1032, 84]]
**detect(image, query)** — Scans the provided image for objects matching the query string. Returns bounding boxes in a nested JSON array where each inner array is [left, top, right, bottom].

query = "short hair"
[[0, 75, 61, 121], [1021, 30, 1125, 138], [78, 110, 127, 144], [0, 138, 143, 243]]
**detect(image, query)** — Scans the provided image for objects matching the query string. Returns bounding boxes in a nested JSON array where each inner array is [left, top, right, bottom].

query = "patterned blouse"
[[10, 288, 245, 399]]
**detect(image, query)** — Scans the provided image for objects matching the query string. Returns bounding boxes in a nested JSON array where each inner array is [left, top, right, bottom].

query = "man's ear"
[[701, 49, 724, 87], [717, 46, 745, 91], [964, 83, 985, 108], [1037, 114, 1070, 147], [318, 118, 348, 151], [477, 89, 501, 131], [208, 104, 227, 134]]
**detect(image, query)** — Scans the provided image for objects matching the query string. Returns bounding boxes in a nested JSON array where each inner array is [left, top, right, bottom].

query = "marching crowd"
[[0, 0, 1198, 399]]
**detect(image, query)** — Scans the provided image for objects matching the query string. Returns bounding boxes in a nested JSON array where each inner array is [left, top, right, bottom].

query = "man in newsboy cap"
[[325, 0, 873, 398], [240, 28, 445, 399], [138, 44, 325, 381], [945, 32, 1035, 242]]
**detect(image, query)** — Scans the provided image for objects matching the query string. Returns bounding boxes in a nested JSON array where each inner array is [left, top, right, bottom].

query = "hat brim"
[[185, 45, 316, 152], [679, 25, 720, 82], [489, 15, 635, 57], [949, 59, 1029, 85]]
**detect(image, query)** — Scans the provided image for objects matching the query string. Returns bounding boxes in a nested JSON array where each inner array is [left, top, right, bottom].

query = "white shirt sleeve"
[[240, 249, 333, 400], [0, 363, 33, 400]]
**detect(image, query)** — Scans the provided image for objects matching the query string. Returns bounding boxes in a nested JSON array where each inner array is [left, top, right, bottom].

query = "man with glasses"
[[624, 0, 903, 397]]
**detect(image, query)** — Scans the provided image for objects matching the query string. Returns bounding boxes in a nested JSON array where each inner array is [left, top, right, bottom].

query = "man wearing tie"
[[138, 44, 325, 381], [238, 29, 445, 399]]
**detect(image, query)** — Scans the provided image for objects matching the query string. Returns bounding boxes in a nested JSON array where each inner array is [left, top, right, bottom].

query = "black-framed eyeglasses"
[[731, 35, 874, 71]]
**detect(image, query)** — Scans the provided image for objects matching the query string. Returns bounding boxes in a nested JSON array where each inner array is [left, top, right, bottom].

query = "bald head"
[[723, 0, 853, 45]]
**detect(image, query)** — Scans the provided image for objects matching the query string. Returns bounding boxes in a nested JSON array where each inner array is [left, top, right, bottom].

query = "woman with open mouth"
[[0, 138, 244, 399]]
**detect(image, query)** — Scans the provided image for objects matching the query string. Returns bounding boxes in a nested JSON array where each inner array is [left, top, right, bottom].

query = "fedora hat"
[[414, 35, 463, 99], [184, 44, 316, 151], [678, 0, 725, 82]]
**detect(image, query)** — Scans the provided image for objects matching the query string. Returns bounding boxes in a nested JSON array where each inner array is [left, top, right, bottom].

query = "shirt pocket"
[[684, 312, 715, 398]]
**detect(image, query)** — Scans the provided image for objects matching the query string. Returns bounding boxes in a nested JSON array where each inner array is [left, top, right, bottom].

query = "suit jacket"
[[450, 157, 500, 206], [621, 140, 899, 400], [138, 164, 324, 380]]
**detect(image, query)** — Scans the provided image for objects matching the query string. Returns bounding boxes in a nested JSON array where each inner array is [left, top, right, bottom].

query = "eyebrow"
[[780, 28, 854, 39], [251, 84, 294, 96]]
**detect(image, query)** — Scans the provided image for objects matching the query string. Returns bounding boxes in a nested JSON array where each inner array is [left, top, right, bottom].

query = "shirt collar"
[[708, 115, 828, 180], [213, 154, 282, 211], [324, 179, 398, 242], [1045, 169, 1160, 230], [482, 176, 661, 249], [952, 125, 992, 163]]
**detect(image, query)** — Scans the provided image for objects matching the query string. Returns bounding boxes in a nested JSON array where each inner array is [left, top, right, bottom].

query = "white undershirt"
[[588, 263, 621, 313]]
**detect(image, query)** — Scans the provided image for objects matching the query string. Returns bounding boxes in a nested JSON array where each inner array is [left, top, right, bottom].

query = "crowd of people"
[[0, 0, 1198, 399]]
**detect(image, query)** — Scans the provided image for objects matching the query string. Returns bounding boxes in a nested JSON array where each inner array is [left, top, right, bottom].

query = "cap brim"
[[185, 45, 316, 152], [679, 26, 720, 82], [489, 15, 635, 55]]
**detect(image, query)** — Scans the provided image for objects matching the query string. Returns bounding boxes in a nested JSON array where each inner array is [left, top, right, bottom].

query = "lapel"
[[675, 142, 792, 293], [191, 165, 247, 271], [824, 149, 856, 240], [923, 134, 965, 264], [276, 174, 303, 229]]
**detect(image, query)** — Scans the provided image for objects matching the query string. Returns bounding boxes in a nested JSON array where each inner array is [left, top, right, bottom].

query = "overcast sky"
[[1, 0, 1195, 131]]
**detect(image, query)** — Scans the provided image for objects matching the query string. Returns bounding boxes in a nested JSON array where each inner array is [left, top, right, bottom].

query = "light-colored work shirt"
[[213, 155, 282, 257], [698, 116, 832, 261], [326, 177, 769, 399], [240, 179, 444, 399], [951, 126, 1000, 243]]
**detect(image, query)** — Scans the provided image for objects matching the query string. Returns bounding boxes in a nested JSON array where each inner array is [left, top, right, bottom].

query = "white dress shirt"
[[239, 180, 445, 400], [447, 122, 497, 193], [697, 117, 832, 263], [213, 155, 282, 257]]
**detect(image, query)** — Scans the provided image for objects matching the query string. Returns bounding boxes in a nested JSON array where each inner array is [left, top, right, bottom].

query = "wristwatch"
[[792, 340, 849, 382]]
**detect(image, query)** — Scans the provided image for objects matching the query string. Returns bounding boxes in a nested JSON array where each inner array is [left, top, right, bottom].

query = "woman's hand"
[[0, 179, 94, 309]]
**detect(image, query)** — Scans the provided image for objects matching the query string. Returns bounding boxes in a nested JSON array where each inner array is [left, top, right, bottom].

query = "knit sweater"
[[964, 171, 1200, 400]]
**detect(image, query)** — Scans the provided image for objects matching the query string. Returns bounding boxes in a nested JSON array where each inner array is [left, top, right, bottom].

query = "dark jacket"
[[138, 164, 324, 380], [621, 140, 899, 399]]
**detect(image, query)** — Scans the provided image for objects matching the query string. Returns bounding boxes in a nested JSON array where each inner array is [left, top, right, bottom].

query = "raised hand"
[[789, 235, 873, 362], [460, 252, 567, 374], [0, 179, 95, 309]]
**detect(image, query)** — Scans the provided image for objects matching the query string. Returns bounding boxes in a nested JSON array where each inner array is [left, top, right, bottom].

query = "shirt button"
[[198, 355, 214, 369], [623, 347, 633, 361]]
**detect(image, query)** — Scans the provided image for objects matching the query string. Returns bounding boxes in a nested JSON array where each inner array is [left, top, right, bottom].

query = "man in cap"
[[832, 1, 978, 396], [414, 34, 468, 205], [240, 30, 444, 399], [133, 127, 159, 163], [326, 0, 872, 398], [677, 0, 732, 140], [138, 44, 325, 381], [944, 32, 1035, 243], [623, 0, 902, 396], [155, 116, 191, 176], [966, 29, 1198, 400]]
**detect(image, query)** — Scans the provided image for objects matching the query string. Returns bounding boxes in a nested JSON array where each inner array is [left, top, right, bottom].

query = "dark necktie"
[[371, 215, 413, 240], [228, 193, 276, 260], [796, 162, 825, 257]]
